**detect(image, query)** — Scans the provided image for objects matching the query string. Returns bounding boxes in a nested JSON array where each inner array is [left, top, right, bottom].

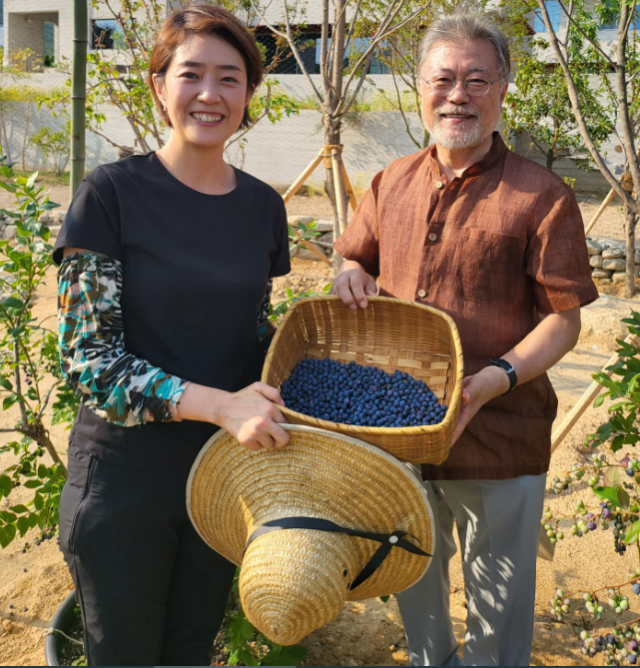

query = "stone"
[[40, 211, 52, 225], [602, 248, 626, 260], [586, 239, 603, 255], [591, 268, 612, 279], [312, 218, 335, 233], [589, 255, 603, 268], [288, 215, 316, 226], [296, 247, 325, 261], [316, 231, 333, 245], [602, 258, 626, 272], [2, 226, 16, 240], [53, 210, 67, 225], [48, 225, 62, 237], [612, 271, 628, 283]]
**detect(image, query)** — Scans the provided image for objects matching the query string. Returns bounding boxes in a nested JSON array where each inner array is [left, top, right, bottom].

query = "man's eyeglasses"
[[422, 75, 505, 97]]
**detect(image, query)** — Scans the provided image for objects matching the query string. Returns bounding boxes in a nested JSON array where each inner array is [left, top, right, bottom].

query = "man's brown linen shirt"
[[334, 133, 599, 481]]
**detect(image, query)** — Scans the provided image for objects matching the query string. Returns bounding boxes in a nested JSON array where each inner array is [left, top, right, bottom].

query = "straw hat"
[[187, 424, 434, 646]]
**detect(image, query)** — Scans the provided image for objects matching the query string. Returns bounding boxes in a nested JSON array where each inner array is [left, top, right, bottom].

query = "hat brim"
[[187, 424, 434, 601]]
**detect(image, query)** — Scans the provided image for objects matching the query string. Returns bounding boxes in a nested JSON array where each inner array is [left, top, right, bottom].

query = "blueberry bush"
[[544, 311, 640, 665], [0, 158, 78, 551]]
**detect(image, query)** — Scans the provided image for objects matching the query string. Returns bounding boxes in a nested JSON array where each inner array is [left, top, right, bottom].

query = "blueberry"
[[633, 584, 640, 596], [627, 468, 635, 477], [630, 655, 638, 665]]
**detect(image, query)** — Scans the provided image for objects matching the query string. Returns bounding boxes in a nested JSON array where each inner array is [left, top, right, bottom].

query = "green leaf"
[[593, 394, 605, 408], [240, 618, 255, 640], [604, 466, 623, 488], [593, 486, 621, 506], [37, 464, 48, 478], [33, 492, 43, 511], [16, 515, 29, 537], [10, 504, 28, 514], [0, 377, 13, 391], [1, 296, 23, 310], [619, 489, 631, 510], [284, 644, 308, 661], [23, 479, 42, 489], [2, 394, 18, 410], [0, 523, 16, 548], [0, 475, 11, 497], [26, 172, 39, 189], [625, 520, 640, 544]]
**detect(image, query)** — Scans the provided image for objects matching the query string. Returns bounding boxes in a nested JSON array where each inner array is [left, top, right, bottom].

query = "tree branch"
[[549, 0, 616, 66], [338, 3, 430, 118], [249, 0, 325, 107], [616, 0, 640, 199], [535, 0, 635, 210]]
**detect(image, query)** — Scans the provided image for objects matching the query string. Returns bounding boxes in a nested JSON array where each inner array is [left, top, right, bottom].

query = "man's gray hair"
[[418, 12, 511, 78]]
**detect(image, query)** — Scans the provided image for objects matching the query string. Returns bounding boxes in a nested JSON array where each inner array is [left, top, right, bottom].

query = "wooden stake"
[[283, 152, 324, 204], [331, 149, 349, 236], [550, 334, 639, 454], [340, 160, 358, 213], [585, 188, 616, 237]]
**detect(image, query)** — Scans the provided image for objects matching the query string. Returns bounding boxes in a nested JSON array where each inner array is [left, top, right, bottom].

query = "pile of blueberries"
[[280, 357, 448, 427]]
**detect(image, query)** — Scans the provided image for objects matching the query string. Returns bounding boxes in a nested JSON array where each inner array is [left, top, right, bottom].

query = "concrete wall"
[[0, 97, 618, 194]]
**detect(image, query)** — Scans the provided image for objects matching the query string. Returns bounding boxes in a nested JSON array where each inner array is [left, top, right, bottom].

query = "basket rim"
[[262, 295, 465, 432]]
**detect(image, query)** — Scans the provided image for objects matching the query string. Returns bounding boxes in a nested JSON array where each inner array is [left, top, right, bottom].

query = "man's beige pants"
[[396, 473, 547, 666]]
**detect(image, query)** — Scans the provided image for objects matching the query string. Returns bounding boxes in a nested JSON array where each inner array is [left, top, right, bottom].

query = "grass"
[[13, 169, 70, 187]]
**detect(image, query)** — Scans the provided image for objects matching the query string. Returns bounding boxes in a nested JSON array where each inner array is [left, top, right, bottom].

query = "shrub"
[[29, 127, 70, 175]]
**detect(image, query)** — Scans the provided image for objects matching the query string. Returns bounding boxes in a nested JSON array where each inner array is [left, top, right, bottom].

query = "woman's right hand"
[[331, 260, 377, 310], [177, 381, 289, 451]]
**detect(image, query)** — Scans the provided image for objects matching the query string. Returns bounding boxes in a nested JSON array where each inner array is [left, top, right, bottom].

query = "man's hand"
[[331, 260, 377, 310], [452, 366, 509, 443]]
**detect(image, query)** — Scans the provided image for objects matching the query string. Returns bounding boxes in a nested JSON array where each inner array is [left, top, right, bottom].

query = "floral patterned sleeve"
[[58, 253, 188, 427], [257, 279, 275, 345]]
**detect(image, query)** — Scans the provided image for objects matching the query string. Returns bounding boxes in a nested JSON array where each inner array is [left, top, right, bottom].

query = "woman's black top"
[[53, 152, 290, 472]]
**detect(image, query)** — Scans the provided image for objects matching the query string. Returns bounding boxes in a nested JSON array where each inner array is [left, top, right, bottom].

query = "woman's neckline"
[[150, 151, 245, 199]]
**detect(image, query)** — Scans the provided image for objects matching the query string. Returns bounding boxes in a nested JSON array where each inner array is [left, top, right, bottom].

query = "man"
[[331, 12, 598, 667]]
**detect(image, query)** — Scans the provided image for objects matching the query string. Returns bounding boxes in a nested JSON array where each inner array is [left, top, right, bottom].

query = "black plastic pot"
[[45, 591, 79, 666]]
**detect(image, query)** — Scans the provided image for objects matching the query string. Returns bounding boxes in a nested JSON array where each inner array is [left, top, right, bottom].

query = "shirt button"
[[435, 180, 444, 189], [428, 233, 438, 242], [417, 289, 427, 298]]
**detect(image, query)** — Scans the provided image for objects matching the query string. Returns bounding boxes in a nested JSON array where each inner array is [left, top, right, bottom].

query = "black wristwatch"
[[489, 358, 517, 395]]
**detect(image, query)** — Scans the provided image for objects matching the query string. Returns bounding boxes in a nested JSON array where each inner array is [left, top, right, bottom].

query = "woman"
[[54, 5, 290, 665]]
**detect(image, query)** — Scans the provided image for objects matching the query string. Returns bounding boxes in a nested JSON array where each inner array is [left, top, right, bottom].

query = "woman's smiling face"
[[154, 33, 253, 150]]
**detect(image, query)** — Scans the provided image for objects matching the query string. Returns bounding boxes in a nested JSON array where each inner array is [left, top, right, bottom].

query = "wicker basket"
[[262, 296, 464, 464]]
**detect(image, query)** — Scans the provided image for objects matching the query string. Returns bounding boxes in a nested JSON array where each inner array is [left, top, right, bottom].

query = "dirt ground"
[[0, 191, 638, 666]]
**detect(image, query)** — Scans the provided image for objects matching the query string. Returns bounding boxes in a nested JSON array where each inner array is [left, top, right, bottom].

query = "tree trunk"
[[21, 97, 31, 172], [71, 0, 88, 198], [546, 150, 554, 171], [324, 120, 345, 275], [625, 207, 637, 298]]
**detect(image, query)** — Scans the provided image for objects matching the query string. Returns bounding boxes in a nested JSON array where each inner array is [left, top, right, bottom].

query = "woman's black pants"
[[58, 447, 236, 666]]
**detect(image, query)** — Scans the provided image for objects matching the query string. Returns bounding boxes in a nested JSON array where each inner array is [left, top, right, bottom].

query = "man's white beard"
[[428, 115, 487, 150]]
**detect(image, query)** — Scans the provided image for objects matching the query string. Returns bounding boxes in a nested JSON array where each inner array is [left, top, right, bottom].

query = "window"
[[91, 19, 123, 50], [533, 1, 561, 32], [601, 11, 640, 30], [44, 23, 55, 65], [257, 33, 321, 74]]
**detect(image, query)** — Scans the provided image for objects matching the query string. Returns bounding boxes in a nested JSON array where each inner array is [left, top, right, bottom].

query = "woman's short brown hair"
[[149, 4, 264, 130]]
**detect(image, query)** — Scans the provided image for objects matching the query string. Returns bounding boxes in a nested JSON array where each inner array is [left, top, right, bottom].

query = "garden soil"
[[0, 193, 638, 666]]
